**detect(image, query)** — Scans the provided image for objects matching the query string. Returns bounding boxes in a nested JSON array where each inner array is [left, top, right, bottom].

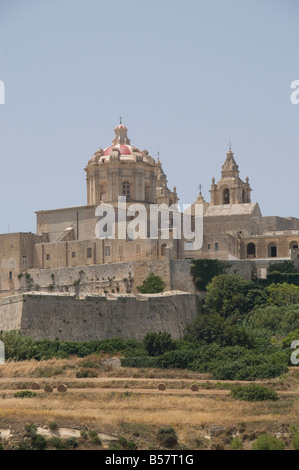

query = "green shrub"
[[49, 437, 64, 450], [17, 440, 31, 450], [137, 272, 165, 294], [65, 438, 78, 449], [14, 390, 37, 398], [191, 259, 228, 291], [25, 423, 37, 439], [76, 368, 98, 378], [205, 274, 266, 320], [118, 436, 138, 450], [244, 305, 299, 336], [267, 273, 299, 286], [48, 421, 58, 431], [157, 427, 178, 448], [80, 430, 88, 440], [251, 434, 285, 450], [184, 314, 253, 347], [266, 283, 299, 306], [31, 434, 48, 451], [268, 261, 298, 274], [230, 384, 278, 402], [0, 330, 37, 361], [230, 437, 243, 450], [292, 433, 299, 450], [143, 331, 175, 357], [120, 356, 160, 368], [89, 431, 102, 446], [108, 442, 122, 450]]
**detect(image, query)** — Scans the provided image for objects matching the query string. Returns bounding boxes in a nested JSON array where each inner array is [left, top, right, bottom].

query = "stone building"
[[0, 122, 299, 298]]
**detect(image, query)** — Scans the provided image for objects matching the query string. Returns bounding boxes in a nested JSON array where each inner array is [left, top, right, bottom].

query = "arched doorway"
[[247, 242, 256, 258], [223, 188, 230, 204], [268, 242, 277, 258], [290, 241, 299, 250]]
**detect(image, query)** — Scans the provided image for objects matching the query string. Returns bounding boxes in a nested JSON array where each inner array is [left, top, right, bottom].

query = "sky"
[[0, 0, 298, 234]]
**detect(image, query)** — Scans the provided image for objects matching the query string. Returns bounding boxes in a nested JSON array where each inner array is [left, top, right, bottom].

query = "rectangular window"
[[46, 254, 50, 261], [22, 256, 27, 267], [87, 248, 93, 258], [72, 252, 76, 258], [215, 242, 219, 251], [104, 246, 111, 257], [122, 181, 130, 198], [9, 271, 13, 280], [207, 243, 211, 250]]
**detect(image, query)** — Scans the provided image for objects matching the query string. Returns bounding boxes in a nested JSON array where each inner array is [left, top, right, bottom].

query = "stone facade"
[[1, 122, 299, 301], [0, 292, 200, 341]]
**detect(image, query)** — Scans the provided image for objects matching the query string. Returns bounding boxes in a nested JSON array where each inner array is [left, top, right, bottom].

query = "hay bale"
[[191, 383, 199, 392], [158, 383, 166, 391], [44, 384, 53, 393], [57, 384, 67, 393], [31, 382, 40, 390]]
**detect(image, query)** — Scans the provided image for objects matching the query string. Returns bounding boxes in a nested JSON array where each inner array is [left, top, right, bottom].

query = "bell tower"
[[209, 147, 252, 205]]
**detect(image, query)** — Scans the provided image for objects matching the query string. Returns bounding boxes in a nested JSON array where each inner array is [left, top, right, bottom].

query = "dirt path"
[[0, 376, 270, 384], [0, 385, 298, 397]]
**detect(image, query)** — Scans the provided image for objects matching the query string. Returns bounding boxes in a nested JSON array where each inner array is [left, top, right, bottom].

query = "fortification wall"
[[0, 292, 200, 341], [0, 294, 24, 331]]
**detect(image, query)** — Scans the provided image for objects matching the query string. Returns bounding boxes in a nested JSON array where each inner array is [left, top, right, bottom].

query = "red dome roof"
[[114, 124, 126, 130], [103, 144, 135, 156]]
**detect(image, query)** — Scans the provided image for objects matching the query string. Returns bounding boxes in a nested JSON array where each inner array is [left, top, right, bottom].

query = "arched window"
[[247, 242, 256, 258], [268, 242, 277, 258], [223, 188, 230, 204], [161, 244, 167, 256], [122, 181, 131, 198], [290, 241, 299, 250]]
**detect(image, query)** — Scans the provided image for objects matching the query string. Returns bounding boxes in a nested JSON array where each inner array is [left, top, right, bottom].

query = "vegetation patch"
[[230, 384, 278, 402], [13, 390, 37, 398]]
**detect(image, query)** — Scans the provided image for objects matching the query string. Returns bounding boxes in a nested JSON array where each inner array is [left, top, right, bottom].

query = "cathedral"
[[1, 122, 299, 298]]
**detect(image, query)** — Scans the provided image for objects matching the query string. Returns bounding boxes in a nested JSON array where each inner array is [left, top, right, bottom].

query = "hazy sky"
[[0, 0, 298, 234]]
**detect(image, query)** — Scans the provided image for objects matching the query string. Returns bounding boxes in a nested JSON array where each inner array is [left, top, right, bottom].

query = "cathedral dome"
[[89, 122, 154, 164]]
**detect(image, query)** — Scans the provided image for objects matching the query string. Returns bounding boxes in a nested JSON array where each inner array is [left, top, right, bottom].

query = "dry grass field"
[[0, 355, 299, 450]]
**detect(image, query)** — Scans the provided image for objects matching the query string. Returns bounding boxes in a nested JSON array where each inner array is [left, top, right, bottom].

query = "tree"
[[266, 282, 299, 306], [268, 260, 298, 274], [251, 434, 285, 450], [184, 314, 253, 347], [191, 259, 228, 291], [204, 274, 263, 321], [137, 272, 165, 294], [143, 331, 175, 356]]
